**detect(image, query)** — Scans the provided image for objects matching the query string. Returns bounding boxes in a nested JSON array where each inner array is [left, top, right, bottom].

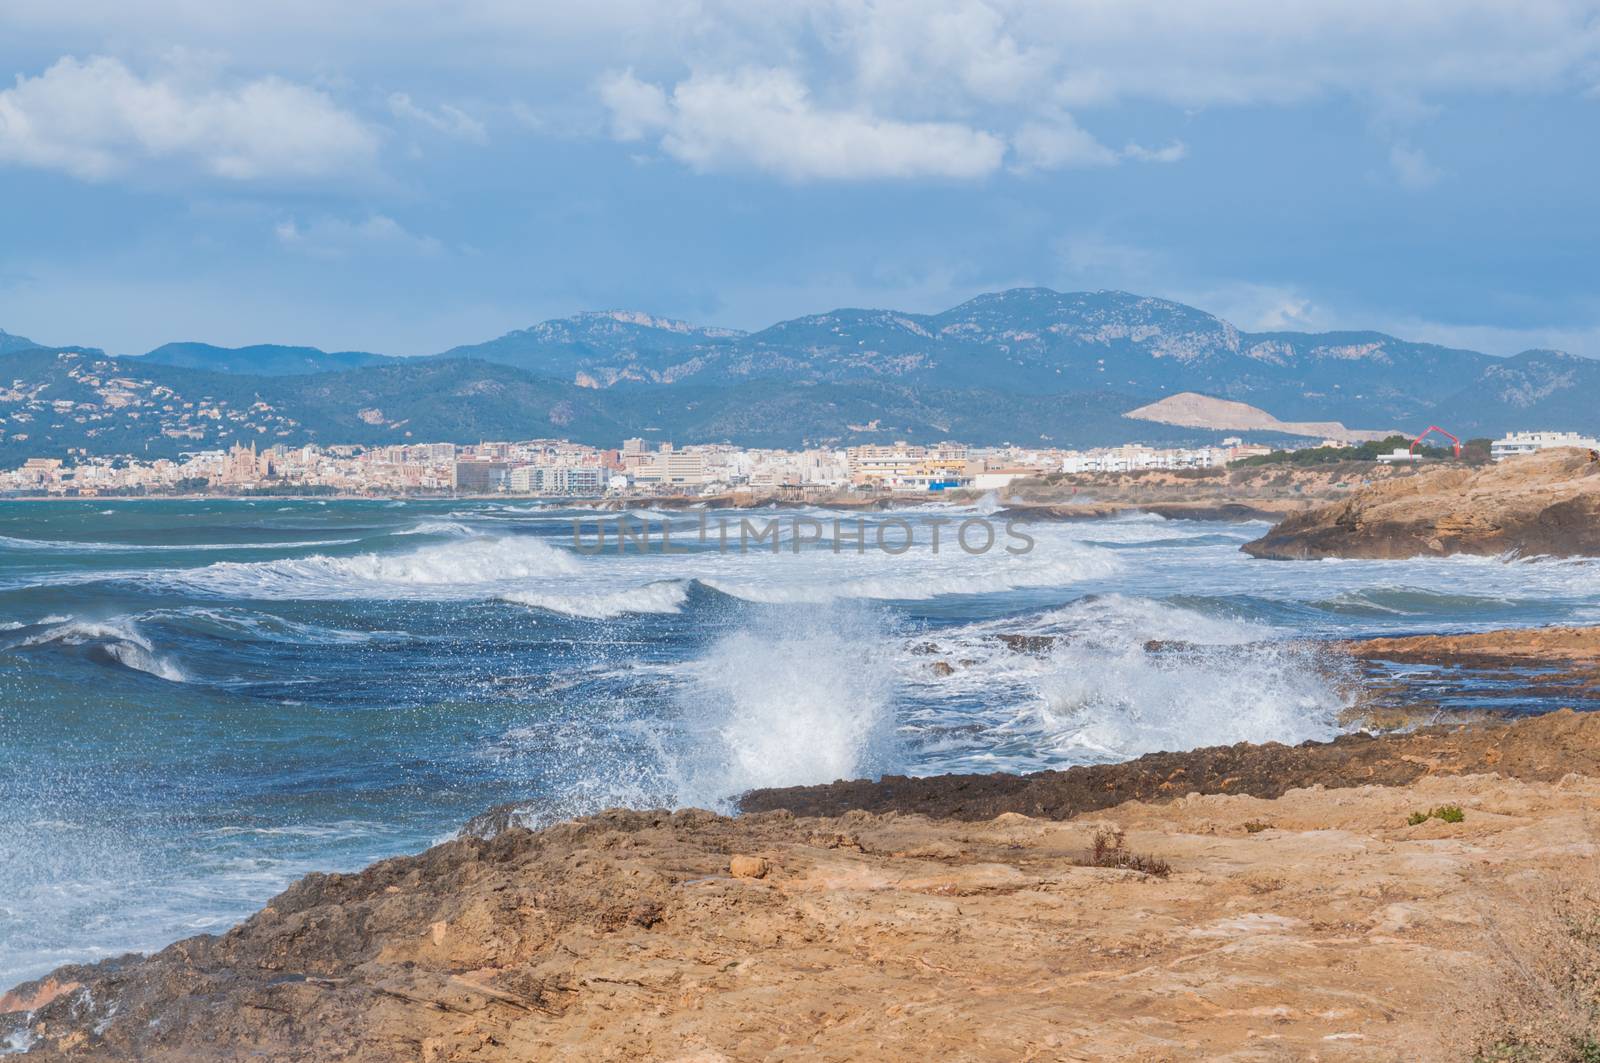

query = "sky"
[[1, 1, 1598, 358]]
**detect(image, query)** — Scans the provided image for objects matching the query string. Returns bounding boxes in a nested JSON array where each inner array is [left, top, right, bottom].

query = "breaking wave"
[[1031, 639, 1345, 761], [699, 548, 1119, 605], [0, 534, 358, 553], [395, 520, 476, 538], [665, 604, 900, 809], [15, 619, 188, 683], [893, 595, 1348, 771], [159, 535, 585, 599], [500, 580, 690, 619]]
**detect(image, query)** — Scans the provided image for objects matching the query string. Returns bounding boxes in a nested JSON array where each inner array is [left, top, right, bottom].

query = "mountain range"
[[2, 289, 1595, 462]]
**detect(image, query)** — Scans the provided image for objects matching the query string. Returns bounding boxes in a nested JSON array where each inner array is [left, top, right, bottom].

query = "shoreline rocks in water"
[[1241, 447, 1600, 560], [6, 711, 1600, 1060], [738, 706, 1600, 820], [1343, 625, 1600, 667]]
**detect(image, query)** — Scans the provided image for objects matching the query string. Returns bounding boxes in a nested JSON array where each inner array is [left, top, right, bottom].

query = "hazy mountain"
[[0, 350, 619, 463], [436, 289, 1531, 429], [5, 289, 1597, 462], [0, 348, 1226, 465], [139, 342, 397, 375], [0, 329, 40, 355], [1432, 348, 1600, 432], [435, 310, 745, 385]]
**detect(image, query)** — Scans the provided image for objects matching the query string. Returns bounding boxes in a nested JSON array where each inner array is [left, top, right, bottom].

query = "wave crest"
[[16, 619, 188, 683], [163, 535, 584, 599], [501, 580, 690, 619]]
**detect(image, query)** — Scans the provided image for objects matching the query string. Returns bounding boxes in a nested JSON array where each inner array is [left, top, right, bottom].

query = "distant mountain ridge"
[[437, 310, 746, 387], [0, 329, 39, 355], [2, 288, 1597, 461], [424, 288, 1597, 435], [140, 342, 397, 375]]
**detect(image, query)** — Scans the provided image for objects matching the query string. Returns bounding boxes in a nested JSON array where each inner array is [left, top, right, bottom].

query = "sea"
[[3, 496, 1599, 988]]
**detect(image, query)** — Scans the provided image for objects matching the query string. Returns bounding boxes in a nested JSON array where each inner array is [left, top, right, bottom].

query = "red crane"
[[1410, 425, 1462, 458]]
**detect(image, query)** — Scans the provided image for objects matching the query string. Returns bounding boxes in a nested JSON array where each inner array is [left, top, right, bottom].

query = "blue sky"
[[1, 1, 1598, 357]]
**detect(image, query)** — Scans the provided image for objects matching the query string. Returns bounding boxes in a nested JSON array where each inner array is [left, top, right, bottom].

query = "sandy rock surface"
[[1242, 448, 1600, 559], [6, 774, 1599, 1062], [6, 712, 1600, 1061]]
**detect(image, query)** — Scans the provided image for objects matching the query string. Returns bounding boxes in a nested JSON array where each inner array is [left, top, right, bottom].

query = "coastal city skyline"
[[8, 428, 1598, 498]]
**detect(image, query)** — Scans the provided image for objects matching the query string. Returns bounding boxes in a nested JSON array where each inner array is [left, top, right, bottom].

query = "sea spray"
[[500, 579, 691, 619], [893, 595, 1349, 772], [666, 603, 901, 809], [1022, 596, 1349, 760], [1032, 641, 1347, 760]]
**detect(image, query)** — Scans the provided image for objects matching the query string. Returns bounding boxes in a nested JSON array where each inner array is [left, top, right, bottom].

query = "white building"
[[1491, 431, 1600, 461]]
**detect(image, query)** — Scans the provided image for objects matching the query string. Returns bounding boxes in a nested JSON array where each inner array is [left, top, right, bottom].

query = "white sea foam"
[[896, 595, 1345, 769], [501, 579, 690, 619], [162, 534, 584, 599], [665, 605, 900, 809], [1030, 640, 1344, 760], [699, 547, 1119, 605], [0, 533, 358, 553]]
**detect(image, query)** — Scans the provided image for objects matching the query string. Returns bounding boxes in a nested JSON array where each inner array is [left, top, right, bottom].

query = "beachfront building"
[[1490, 431, 1600, 461], [1060, 445, 1220, 474]]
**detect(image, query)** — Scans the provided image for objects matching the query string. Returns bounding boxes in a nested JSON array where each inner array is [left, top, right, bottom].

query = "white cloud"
[[7, 2, 1597, 189], [1122, 141, 1188, 164], [1011, 116, 1119, 171], [598, 71, 672, 140], [7, 2, 1600, 111], [1389, 142, 1442, 188], [387, 92, 488, 144], [0, 55, 379, 182], [599, 68, 1006, 181], [274, 214, 441, 258]]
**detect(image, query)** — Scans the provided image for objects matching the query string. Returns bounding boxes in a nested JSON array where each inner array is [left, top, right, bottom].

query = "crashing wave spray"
[[666, 603, 901, 809], [1028, 596, 1348, 760]]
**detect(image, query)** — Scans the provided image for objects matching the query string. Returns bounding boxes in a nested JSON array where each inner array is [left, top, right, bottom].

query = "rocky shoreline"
[[1243, 448, 1600, 559], [6, 628, 1600, 1061]]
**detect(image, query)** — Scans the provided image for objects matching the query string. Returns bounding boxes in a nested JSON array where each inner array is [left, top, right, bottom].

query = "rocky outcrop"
[[1344, 625, 1600, 667], [1242, 448, 1600, 559], [10, 712, 1600, 1060], [740, 706, 1600, 820]]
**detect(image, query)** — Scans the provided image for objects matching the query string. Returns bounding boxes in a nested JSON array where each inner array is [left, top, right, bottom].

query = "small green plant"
[[1408, 805, 1465, 826]]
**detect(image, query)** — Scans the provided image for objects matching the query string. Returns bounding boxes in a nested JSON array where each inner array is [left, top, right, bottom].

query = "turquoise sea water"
[[3, 497, 1598, 987]]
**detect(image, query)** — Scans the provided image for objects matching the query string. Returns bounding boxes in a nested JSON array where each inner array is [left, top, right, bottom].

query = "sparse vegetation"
[[1408, 805, 1466, 826], [1078, 829, 1172, 878], [1230, 434, 1456, 468], [1471, 870, 1600, 1062]]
